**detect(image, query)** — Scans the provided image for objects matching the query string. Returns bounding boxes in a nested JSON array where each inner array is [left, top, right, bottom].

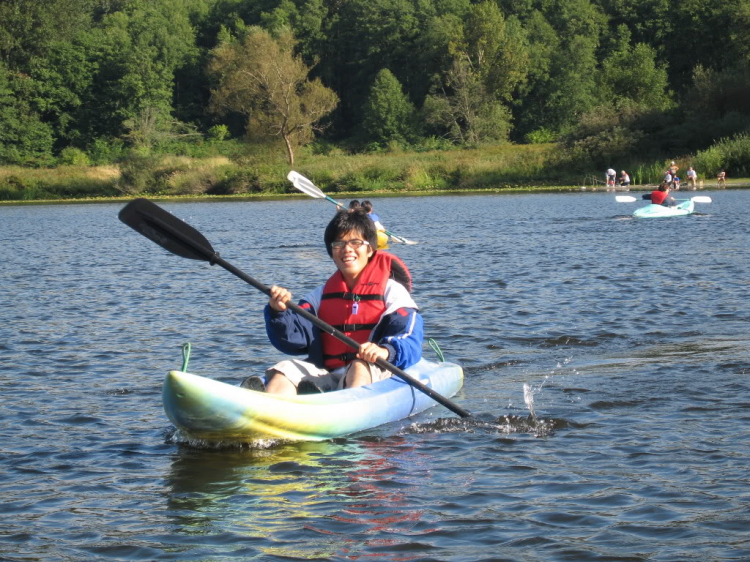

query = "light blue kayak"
[[163, 359, 464, 443], [633, 200, 694, 218]]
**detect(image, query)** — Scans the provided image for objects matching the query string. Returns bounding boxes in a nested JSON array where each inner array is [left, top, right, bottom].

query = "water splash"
[[405, 414, 564, 438], [165, 427, 287, 450], [523, 383, 536, 419]]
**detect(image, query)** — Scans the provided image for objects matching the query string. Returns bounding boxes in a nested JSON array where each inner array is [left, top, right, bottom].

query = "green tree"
[[362, 68, 417, 145], [78, 0, 199, 143], [513, 0, 605, 137], [413, 13, 466, 106], [208, 27, 338, 165], [547, 35, 600, 131], [319, 0, 421, 136], [463, 1, 529, 102], [599, 26, 672, 110], [0, 0, 93, 67], [683, 63, 750, 121], [598, 0, 671, 52], [422, 58, 512, 145], [0, 0, 95, 158], [0, 62, 55, 164]]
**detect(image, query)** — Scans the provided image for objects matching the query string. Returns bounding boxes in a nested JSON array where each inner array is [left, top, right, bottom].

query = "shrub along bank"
[[2, 136, 748, 202]]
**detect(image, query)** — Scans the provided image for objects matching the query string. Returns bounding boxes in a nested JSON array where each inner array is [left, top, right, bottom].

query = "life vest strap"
[[321, 292, 385, 302], [324, 352, 358, 363], [333, 322, 379, 333]]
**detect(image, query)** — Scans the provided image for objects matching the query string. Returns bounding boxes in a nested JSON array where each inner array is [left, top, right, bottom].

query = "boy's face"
[[332, 229, 374, 285]]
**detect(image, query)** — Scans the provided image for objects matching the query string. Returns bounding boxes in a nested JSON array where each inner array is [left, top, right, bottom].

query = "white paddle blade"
[[393, 236, 418, 245], [615, 195, 637, 203], [691, 196, 712, 203], [385, 230, 418, 245], [287, 171, 326, 199]]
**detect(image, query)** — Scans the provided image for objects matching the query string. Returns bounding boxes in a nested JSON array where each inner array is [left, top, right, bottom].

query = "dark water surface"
[[2, 191, 749, 561]]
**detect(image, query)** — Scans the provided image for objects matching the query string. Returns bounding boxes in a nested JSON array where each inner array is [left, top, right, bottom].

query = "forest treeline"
[[2, 0, 750, 189]]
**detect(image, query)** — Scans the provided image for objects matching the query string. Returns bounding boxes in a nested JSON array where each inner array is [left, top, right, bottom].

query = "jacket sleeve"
[[373, 307, 423, 369], [264, 301, 317, 356]]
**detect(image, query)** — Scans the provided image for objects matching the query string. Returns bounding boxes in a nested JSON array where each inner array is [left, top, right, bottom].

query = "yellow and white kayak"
[[163, 359, 464, 443]]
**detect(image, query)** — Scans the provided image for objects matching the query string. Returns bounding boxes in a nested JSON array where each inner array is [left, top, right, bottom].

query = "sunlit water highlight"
[[1, 191, 750, 561]]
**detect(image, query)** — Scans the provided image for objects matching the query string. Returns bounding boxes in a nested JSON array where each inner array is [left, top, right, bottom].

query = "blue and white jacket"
[[264, 278, 423, 370]]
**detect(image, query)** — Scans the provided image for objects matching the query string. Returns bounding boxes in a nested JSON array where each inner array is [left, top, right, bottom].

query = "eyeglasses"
[[331, 239, 370, 250]]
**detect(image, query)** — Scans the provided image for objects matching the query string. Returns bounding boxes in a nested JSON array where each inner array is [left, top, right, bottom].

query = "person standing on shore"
[[606, 168, 616, 188], [717, 169, 727, 188], [686, 167, 697, 189]]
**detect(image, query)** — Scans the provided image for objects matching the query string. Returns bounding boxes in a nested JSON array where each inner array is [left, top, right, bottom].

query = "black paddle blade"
[[119, 198, 215, 262]]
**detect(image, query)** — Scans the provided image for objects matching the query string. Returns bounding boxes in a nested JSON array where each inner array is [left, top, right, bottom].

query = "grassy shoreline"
[[2, 142, 747, 204], [2, 182, 746, 206]]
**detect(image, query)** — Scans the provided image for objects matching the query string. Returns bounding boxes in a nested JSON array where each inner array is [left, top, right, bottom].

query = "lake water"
[[1, 190, 749, 561]]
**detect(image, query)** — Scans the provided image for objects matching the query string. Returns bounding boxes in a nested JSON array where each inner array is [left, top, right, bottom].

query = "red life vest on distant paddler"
[[651, 189, 668, 205], [318, 252, 412, 369]]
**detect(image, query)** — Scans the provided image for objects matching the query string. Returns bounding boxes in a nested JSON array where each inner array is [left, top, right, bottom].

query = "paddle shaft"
[[120, 198, 470, 418]]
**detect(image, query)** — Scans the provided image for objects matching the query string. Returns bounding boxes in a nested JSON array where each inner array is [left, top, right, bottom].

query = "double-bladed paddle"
[[119, 198, 470, 418], [615, 195, 712, 203], [287, 171, 418, 245]]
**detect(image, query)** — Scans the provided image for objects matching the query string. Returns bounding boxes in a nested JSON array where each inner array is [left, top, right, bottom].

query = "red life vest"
[[318, 252, 412, 369], [651, 190, 668, 205]]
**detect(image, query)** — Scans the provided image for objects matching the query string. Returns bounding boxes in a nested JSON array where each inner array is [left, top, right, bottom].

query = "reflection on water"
[[165, 438, 438, 559]]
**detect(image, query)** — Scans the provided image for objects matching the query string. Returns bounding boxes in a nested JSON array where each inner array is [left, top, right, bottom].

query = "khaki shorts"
[[266, 358, 392, 391]]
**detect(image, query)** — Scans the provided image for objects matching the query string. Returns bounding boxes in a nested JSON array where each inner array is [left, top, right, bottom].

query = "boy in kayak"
[[245, 209, 423, 396]]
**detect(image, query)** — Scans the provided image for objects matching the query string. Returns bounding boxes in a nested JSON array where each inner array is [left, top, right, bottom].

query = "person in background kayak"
[[361, 200, 384, 229], [335, 199, 361, 212], [245, 209, 423, 396], [361, 200, 390, 249], [651, 183, 675, 206]]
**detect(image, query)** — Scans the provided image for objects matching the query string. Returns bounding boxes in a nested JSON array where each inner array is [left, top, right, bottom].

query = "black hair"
[[324, 209, 377, 257], [361, 200, 373, 213], [348, 200, 360, 210]]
